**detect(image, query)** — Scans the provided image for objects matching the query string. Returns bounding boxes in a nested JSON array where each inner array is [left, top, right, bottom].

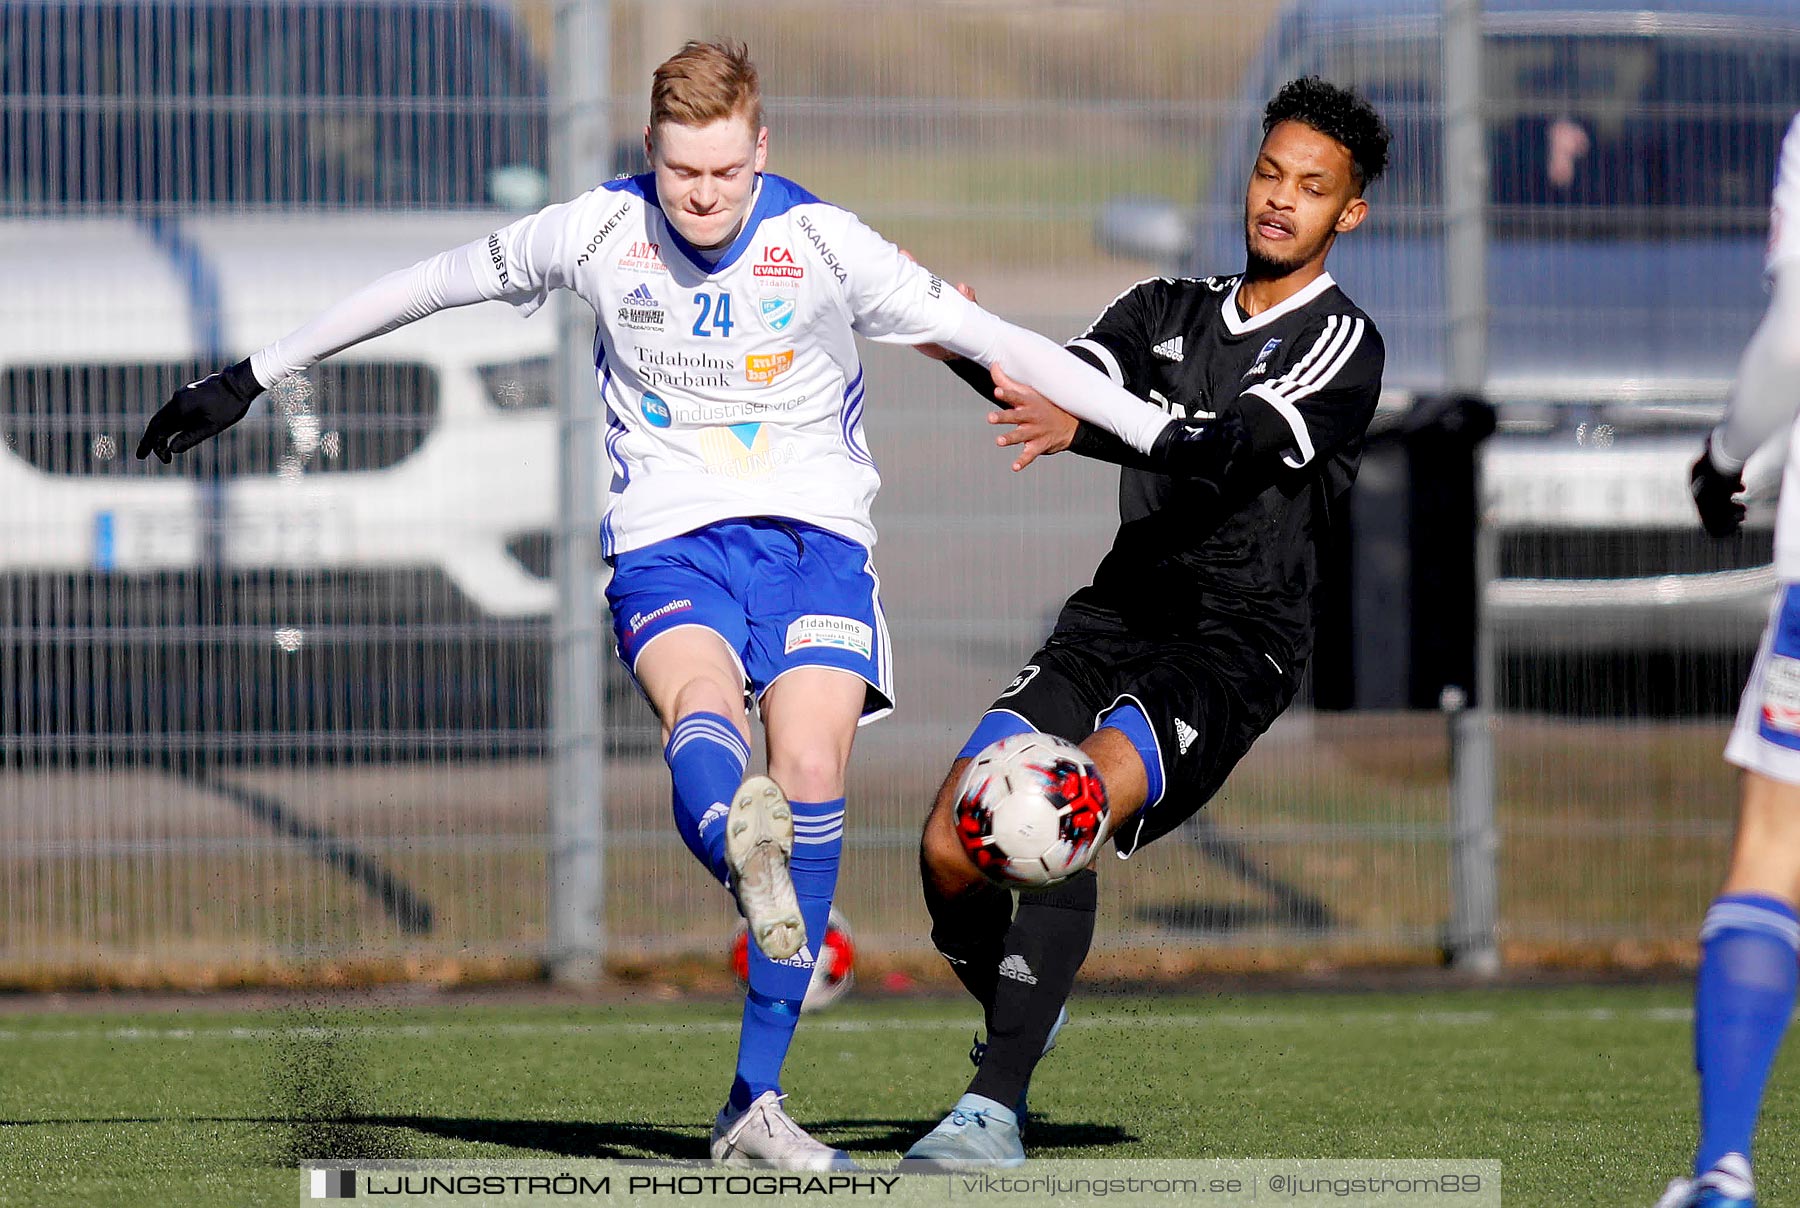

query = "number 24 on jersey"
[[692, 291, 735, 338]]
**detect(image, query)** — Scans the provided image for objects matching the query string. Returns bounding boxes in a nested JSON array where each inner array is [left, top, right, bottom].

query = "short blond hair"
[[650, 40, 763, 134]]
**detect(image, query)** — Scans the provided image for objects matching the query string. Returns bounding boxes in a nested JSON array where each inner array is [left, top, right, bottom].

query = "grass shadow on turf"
[[0, 1115, 1132, 1160], [0, 1115, 707, 1160], [353, 1115, 707, 1159], [351, 1114, 1135, 1158], [821, 1118, 1136, 1155]]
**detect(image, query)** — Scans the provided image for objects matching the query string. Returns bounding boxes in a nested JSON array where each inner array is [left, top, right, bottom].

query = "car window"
[[0, 0, 547, 210], [1309, 32, 1798, 231]]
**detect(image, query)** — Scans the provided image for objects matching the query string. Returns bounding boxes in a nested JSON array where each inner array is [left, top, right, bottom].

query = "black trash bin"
[[1313, 393, 1496, 711]]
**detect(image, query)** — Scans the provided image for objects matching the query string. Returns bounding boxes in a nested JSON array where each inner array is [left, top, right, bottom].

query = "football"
[[730, 905, 856, 1012], [953, 732, 1110, 887]]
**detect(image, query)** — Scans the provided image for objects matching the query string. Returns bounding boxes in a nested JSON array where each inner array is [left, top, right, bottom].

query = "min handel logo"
[[309, 1168, 356, 1199]]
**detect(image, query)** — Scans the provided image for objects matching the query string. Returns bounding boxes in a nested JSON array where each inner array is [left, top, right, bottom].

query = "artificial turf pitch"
[[2, 984, 1796, 1207]]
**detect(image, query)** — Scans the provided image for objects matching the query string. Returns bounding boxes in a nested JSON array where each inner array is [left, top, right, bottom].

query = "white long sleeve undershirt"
[[245, 237, 1175, 456], [247, 243, 488, 389], [936, 304, 1172, 455], [1710, 265, 1800, 474]]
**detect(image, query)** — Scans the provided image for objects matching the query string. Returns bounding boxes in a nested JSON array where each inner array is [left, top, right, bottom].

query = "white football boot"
[[1654, 1154, 1756, 1208], [727, 775, 806, 961], [902, 1093, 1025, 1169], [711, 1090, 852, 1169]]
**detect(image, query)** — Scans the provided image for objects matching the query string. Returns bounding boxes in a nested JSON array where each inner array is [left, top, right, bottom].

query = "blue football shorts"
[[605, 517, 894, 722], [1728, 581, 1800, 785]]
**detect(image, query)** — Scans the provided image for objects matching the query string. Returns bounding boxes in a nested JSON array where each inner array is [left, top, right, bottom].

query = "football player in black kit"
[[904, 78, 1392, 1166]]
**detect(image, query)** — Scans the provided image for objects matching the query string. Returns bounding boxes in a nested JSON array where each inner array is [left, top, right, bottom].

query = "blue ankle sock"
[[1694, 893, 1799, 1174], [664, 712, 748, 886], [728, 797, 845, 1109]]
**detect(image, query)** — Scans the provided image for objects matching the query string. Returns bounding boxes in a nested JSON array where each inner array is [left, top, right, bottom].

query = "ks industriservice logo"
[[640, 391, 671, 428]]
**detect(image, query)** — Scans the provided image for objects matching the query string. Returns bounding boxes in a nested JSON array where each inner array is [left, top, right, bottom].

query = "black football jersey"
[[1061, 271, 1385, 677]]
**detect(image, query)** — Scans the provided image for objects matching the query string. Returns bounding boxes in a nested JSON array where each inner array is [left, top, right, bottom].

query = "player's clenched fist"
[[135, 359, 263, 463], [1689, 434, 1746, 538]]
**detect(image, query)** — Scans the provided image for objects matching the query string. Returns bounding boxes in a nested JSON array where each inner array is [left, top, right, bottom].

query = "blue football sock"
[[1098, 701, 1165, 804], [664, 712, 749, 886], [1694, 893, 1800, 1174], [728, 990, 802, 1113], [728, 796, 845, 1111]]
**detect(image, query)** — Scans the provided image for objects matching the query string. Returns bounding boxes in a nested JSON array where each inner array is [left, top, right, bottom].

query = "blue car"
[[1102, 0, 1800, 708]]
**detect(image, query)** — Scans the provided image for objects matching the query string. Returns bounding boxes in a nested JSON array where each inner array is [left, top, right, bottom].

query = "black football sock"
[[966, 868, 1097, 1111], [925, 871, 1014, 1021]]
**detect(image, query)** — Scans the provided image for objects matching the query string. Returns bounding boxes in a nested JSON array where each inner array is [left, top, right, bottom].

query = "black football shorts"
[[962, 603, 1296, 856]]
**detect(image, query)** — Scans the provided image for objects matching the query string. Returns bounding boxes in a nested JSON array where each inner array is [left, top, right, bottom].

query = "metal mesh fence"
[[2, 0, 1797, 984]]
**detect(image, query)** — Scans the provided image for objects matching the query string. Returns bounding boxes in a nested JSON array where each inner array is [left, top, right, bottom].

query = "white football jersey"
[[1761, 114, 1800, 578], [470, 173, 971, 557], [1770, 112, 1800, 277]]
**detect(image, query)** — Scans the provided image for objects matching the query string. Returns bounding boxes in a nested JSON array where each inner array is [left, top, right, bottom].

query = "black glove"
[[1146, 411, 1254, 490], [135, 359, 263, 463], [1690, 434, 1746, 538]]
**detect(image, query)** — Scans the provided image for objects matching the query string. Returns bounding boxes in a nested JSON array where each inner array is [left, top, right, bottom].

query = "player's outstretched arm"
[[991, 310, 1385, 492], [847, 227, 1169, 451], [903, 267, 977, 363], [985, 363, 1167, 472], [983, 365, 1157, 472], [987, 365, 1251, 481], [912, 283, 1013, 405], [929, 331, 1141, 464], [135, 244, 489, 461], [842, 229, 1166, 451], [936, 306, 1172, 457], [983, 365, 1077, 470], [135, 190, 589, 461], [893, 267, 1018, 408], [1694, 265, 1800, 536]]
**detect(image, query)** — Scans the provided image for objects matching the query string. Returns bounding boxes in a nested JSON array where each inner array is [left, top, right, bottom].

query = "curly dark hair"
[[1263, 76, 1391, 192]]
